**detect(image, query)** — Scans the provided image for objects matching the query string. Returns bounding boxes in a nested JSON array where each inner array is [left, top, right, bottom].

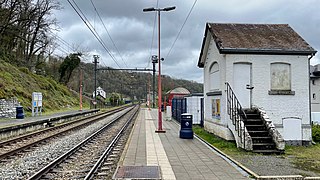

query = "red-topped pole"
[[157, 10, 163, 132], [143, 6, 176, 133]]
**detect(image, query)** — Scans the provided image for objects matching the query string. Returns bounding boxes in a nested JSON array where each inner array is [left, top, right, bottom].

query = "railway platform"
[[0, 109, 99, 139], [0, 109, 97, 128], [115, 108, 250, 180]]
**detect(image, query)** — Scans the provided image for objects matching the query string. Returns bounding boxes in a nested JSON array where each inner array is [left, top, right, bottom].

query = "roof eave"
[[198, 23, 211, 68], [219, 48, 317, 56]]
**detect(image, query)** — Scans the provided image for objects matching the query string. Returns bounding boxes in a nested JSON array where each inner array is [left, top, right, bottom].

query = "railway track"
[[0, 106, 130, 161], [28, 105, 139, 180]]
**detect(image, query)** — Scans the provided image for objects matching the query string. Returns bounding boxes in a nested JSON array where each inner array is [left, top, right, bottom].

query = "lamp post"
[[143, 6, 176, 133]]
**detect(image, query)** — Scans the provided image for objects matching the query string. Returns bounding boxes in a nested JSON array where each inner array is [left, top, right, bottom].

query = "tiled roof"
[[198, 23, 317, 68], [208, 23, 316, 54]]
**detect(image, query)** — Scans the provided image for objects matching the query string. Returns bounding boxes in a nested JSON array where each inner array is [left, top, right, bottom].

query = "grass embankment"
[[193, 125, 320, 174], [193, 125, 247, 156], [285, 124, 320, 173], [0, 60, 88, 116]]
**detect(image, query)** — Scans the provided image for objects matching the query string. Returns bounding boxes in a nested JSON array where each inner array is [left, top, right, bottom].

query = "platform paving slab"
[[117, 108, 250, 180]]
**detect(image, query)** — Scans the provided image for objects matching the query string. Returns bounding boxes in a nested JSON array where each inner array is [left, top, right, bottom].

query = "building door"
[[233, 63, 251, 108]]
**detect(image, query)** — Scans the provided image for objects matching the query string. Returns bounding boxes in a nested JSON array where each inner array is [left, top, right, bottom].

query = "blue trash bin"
[[16, 106, 24, 119], [179, 113, 193, 139]]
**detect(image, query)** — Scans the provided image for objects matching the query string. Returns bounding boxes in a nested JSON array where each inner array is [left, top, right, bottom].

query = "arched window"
[[209, 62, 220, 90], [270, 63, 291, 90]]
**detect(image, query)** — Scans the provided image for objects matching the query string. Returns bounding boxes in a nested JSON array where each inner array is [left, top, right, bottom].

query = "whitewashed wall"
[[225, 54, 311, 142], [203, 36, 233, 140], [202, 35, 312, 143]]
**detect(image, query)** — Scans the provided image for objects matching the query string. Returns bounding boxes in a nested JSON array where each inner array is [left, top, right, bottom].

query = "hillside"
[[67, 62, 203, 101], [0, 60, 82, 114], [0, 58, 203, 115]]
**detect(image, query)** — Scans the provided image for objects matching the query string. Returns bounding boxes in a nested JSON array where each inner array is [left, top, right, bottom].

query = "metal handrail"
[[225, 82, 247, 149]]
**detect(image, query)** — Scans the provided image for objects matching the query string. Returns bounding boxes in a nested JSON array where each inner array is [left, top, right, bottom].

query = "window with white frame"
[[209, 62, 220, 90], [270, 63, 291, 91]]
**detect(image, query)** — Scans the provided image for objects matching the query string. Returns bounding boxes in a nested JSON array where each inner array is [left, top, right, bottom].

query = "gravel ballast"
[[0, 110, 128, 179]]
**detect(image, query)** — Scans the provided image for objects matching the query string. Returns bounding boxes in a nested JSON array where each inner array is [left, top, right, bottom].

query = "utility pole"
[[152, 55, 158, 108], [93, 55, 99, 109], [79, 67, 83, 111]]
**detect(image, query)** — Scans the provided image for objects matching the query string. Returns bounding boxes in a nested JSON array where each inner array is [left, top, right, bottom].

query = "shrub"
[[312, 124, 320, 142], [19, 67, 30, 74]]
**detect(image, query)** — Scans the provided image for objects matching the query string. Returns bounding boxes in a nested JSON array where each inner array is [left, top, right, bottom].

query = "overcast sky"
[[53, 0, 320, 83]]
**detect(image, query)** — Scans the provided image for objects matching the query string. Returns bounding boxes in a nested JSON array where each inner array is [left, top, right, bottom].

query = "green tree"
[[109, 92, 121, 106], [59, 53, 81, 85], [0, 0, 60, 69]]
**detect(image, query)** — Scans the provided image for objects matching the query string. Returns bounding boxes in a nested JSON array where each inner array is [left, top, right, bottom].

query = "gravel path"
[[0, 109, 129, 179], [232, 154, 320, 177]]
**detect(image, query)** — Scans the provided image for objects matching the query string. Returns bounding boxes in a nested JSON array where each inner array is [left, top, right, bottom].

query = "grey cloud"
[[55, 0, 320, 83]]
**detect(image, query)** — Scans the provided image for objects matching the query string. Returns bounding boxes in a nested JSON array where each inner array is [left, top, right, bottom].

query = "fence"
[[171, 97, 187, 122]]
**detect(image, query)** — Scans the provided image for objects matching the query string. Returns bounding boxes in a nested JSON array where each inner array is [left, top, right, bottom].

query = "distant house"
[[310, 65, 320, 112], [310, 65, 320, 124], [198, 23, 317, 151], [92, 86, 106, 99]]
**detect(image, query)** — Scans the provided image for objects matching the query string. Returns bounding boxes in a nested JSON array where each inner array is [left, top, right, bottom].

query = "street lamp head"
[[143, 7, 155, 12], [152, 55, 158, 63], [163, 6, 176, 11]]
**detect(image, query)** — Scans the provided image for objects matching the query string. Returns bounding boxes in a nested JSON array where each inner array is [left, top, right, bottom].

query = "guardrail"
[[225, 82, 247, 149]]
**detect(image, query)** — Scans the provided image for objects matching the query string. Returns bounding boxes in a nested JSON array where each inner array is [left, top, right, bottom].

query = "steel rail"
[[84, 106, 139, 179], [0, 106, 126, 147], [27, 105, 138, 180], [0, 106, 131, 160]]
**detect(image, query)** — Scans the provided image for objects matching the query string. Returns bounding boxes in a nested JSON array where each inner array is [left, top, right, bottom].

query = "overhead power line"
[[90, 0, 128, 68], [146, 0, 159, 68], [165, 0, 198, 60], [67, 0, 122, 68], [51, 33, 75, 52], [55, 35, 74, 51], [70, 0, 116, 68]]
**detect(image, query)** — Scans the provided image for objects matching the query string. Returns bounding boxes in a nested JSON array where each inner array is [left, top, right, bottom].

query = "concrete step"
[[244, 119, 264, 125], [252, 149, 283, 154], [246, 124, 267, 131], [251, 136, 273, 143], [247, 130, 269, 137], [244, 114, 260, 120]]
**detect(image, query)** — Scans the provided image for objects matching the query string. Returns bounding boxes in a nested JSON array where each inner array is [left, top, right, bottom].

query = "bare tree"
[[0, 0, 60, 69]]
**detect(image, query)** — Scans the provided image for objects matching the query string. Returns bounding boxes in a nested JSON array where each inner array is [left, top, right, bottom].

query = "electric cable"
[[165, 0, 198, 60], [145, 0, 159, 69], [90, 0, 128, 68], [67, 0, 122, 68]]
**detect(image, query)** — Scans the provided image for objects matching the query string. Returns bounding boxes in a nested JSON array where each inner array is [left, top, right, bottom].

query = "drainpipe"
[[308, 53, 314, 143]]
